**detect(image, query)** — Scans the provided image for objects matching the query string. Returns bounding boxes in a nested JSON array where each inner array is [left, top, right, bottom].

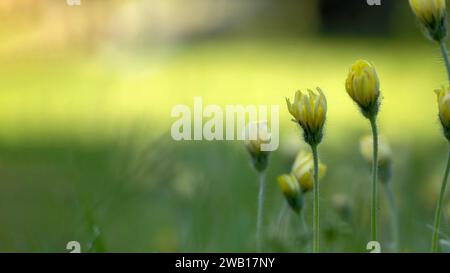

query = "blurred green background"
[[1, 0, 450, 252]]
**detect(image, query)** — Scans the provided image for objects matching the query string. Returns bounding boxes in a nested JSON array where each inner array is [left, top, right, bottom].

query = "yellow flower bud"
[[291, 150, 326, 192], [286, 88, 327, 145], [409, 0, 447, 41], [345, 60, 380, 118], [277, 174, 303, 213], [360, 135, 393, 183], [245, 122, 271, 172], [435, 86, 450, 141]]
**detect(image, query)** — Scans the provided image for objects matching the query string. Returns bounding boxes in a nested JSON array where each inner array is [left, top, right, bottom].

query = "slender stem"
[[256, 172, 266, 252], [384, 183, 399, 252], [311, 144, 320, 253], [369, 116, 379, 242], [284, 207, 292, 241], [276, 203, 288, 233], [300, 212, 308, 234], [300, 213, 309, 252], [439, 41, 450, 83], [276, 203, 288, 240], [431, 145, 450, 253]]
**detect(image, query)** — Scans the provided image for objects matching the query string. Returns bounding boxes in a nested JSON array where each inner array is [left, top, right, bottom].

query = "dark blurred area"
[[0, 0, 415, 53], [319, 0, 394, 35]]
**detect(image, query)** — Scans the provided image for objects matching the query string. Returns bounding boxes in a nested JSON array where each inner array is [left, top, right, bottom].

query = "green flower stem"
[[384, 182, 399, 252], [300, 213, 309, 252], [256, 172, 266, 252], [311, 144, 320, 253], [439, 41, 450, 83], [276, 203, 288, 232], [369, 116, 379, 242], [276, 203, 289, 241], [300, 212, 308, 234], [431, 145, 450, 253]]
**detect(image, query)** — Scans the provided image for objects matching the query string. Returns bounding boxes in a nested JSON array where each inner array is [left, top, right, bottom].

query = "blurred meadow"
[[1, 0, 450, 252]]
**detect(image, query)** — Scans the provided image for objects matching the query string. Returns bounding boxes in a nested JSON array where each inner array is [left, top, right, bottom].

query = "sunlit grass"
[[0, 37, 446, 144]]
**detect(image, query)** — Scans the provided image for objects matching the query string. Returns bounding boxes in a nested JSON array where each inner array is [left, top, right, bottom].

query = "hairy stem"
[[300, 212, 309, 252], [300, 212, 308, 234], [311, 144, 320, 253], [276, 203, 288, 233], [369, 116, 379, 242], [256, 172, 266, 252], [439, 41, 450, 83], [431, 145, 450, 252]]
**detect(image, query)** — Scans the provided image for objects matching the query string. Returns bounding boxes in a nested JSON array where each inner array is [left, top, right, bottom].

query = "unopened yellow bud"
[[286, 88, 327, 145], [409, 0, 447, 41], [435, 86, 450, 141], [277, 174, 303, 213], [291, 150, 326, 192], [345, 60, 380, 118]]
